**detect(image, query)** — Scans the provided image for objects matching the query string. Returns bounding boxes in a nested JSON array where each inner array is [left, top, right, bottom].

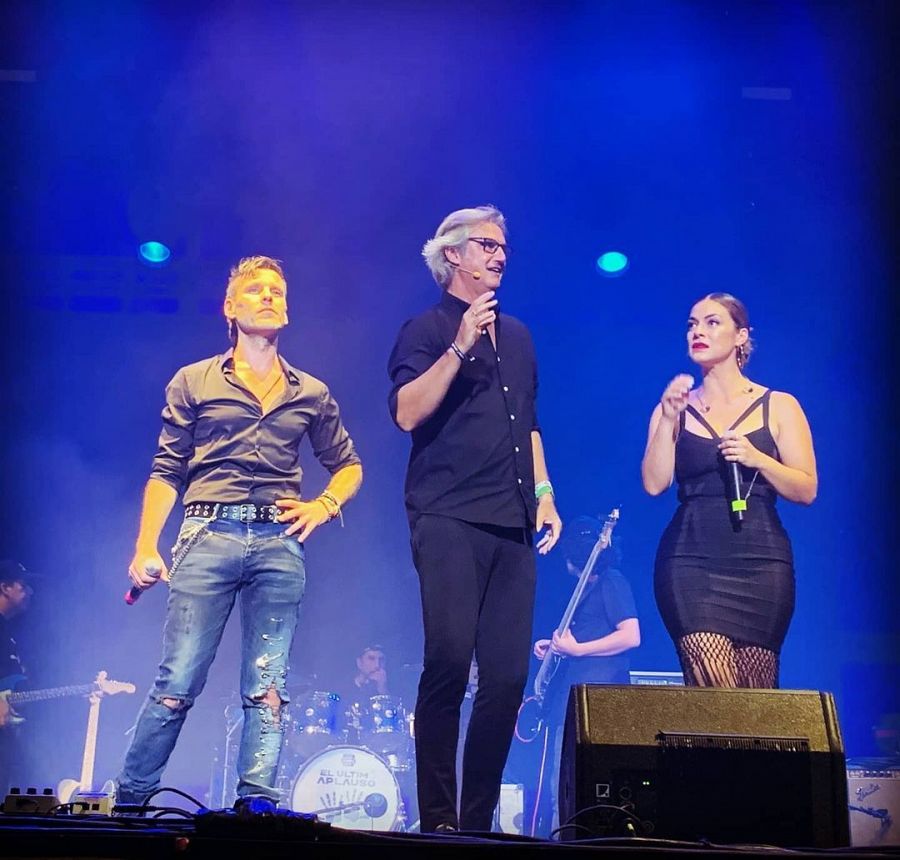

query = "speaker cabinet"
[[559, 685, 849, 848], [847, 760, 900, 846]]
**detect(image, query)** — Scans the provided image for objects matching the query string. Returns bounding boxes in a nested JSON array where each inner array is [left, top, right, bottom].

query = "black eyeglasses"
[[468, 237, 511, 257]]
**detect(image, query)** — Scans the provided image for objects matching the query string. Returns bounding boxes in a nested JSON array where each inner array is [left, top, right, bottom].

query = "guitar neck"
[[9, 684, 95, 705], [554, 538, 606, 636], [79, 697, 101, 792], [533, 508, 620, 703], [533, 540, 605, 700]]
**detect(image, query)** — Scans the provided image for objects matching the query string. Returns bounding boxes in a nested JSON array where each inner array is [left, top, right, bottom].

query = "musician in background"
[[354, 644, 390, 697], [531, 517, 640, 835], [340, 644, 390, 711], [533, 517, 640, 685], [339, 643, 409, 759], [0, 560, 37, 793]]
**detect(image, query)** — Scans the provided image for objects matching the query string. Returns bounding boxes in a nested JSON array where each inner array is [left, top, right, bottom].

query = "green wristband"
[[535, 481, 554, 500]]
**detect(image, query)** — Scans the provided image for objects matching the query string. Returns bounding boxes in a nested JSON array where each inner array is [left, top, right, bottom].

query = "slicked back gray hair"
[[422, 205, 506, 289]]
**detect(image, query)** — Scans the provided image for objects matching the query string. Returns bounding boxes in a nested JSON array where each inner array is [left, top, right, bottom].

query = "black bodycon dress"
[[654, 389, 795, 652]]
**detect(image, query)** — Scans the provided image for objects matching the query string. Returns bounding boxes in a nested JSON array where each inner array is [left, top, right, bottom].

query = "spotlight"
[[596, 251, 629, 277], [138, 241, 171, 266]]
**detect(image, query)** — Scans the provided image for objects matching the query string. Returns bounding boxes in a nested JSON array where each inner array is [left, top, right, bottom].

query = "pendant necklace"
[[696, 380, 755, 414]]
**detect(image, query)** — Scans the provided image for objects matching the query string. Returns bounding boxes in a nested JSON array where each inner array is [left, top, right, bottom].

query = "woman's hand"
[[718, 430, 765, 469], [660, 374, 695, 419]]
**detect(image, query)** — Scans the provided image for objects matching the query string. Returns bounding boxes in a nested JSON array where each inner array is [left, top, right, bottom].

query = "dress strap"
[[727, 393, 768, 434], [762, 388, 773, 430], [685, 404, 719, 440]]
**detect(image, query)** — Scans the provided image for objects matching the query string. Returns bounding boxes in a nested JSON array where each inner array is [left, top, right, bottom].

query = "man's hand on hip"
[[275, 498, 331, 543]]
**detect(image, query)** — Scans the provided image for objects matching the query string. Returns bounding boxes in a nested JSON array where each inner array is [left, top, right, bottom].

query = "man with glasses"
[[388, 206, 562, 833], [116, 256, 362, 814]]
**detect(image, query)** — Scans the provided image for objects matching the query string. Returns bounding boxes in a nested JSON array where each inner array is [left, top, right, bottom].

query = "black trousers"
[[410, 514, 535, 832]]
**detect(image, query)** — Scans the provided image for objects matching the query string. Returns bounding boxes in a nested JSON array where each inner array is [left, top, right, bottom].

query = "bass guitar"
[[516, 506, 620, 740], [56, 671, 135, 804], [0, 671, 134, 726]]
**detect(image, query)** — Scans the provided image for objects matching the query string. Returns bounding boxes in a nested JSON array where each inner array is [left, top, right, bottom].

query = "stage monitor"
[[559, 684, 849, 848]]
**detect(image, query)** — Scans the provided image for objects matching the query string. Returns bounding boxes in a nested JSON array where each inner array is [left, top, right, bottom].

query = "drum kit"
[[281, 689, 418, 832], [211, 688, 419, 831]]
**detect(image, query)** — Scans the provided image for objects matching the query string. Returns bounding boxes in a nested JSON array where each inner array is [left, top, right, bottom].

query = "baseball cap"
[[0, 559, 42, 588]]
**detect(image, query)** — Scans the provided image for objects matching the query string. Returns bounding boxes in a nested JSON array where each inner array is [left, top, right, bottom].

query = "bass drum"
[[288, 745, 403, 831]]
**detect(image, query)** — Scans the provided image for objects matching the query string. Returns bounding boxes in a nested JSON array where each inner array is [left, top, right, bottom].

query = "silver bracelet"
[[448, 342, 466, 362]]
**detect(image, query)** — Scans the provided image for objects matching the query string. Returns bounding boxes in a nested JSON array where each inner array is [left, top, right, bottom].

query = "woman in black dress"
[[641, 293, 817, 687]]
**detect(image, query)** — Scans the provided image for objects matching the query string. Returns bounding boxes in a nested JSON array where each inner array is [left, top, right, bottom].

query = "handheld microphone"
[[125, 563, 162, 605], [730, 461, 746, 521], [449, 262, 481, 280], [482, 293, 499, 335]]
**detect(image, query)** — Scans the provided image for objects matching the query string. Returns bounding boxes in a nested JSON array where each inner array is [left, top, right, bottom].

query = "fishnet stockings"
[[676, 631, 780, 688]]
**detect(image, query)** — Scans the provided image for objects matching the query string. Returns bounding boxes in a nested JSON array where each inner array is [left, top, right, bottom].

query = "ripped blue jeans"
[[116, 517, 306, 806]]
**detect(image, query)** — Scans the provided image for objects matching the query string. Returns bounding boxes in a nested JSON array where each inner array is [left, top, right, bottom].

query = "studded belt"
[[184, 502, 280, 523]]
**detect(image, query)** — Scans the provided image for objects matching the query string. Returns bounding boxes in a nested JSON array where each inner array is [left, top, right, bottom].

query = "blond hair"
[[225, 256, 286, 343]]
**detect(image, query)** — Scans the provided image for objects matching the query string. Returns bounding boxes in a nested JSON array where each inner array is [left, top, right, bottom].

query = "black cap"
[[561, 516, 602, 570], [0, 559, 41, 588], [561, 515, 622, 571], [358, 643, 386, 656]]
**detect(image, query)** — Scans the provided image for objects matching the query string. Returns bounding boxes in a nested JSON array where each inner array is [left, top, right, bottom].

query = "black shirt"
[[0, 614, 25, 792], [0, 615, 25, 684], [564, 568, 638, 686], [388, 291, 539, 529], [149, 350, 361, 505]]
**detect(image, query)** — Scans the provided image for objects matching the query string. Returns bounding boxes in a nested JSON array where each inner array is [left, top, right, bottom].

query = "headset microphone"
[[450, 262, 481, 280]]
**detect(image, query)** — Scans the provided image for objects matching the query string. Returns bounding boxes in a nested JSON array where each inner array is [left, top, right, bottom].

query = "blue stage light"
[[596, 251, 629, 277], [139, 241, 171, 266]]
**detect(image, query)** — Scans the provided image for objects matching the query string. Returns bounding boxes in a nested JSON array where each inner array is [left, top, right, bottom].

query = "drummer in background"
[[339, 644, 395, 747], [341, 644, 390, 708]]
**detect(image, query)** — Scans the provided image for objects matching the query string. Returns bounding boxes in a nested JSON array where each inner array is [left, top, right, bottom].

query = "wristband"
[[315, 497, 334, 519], [448, 342, 466, 362], [535, 480, 554, 500], [317, 491, 344, 527]]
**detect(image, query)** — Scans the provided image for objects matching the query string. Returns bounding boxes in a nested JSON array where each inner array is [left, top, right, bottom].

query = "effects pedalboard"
[[2, 786, 115, 816]]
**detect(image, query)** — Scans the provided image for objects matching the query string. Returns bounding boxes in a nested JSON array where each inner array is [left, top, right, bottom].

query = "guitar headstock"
[[93, 671, 136, 697], [598, 506, 621, 548]]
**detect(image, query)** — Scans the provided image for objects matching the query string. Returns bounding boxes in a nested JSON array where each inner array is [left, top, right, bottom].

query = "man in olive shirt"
[[116, 256, 362, 813]]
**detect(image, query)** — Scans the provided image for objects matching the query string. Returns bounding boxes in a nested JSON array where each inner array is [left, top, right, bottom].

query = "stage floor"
[[1, 811, 897, 860]]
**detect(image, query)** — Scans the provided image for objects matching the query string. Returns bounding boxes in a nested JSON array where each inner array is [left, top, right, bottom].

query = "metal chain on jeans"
[[167, 517, 215, 584]]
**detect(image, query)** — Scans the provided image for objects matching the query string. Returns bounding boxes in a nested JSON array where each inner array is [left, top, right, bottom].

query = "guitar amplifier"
[[628, 670, 684, 686], [847, 759, 900, 846], [494, 783, 525, 834]]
